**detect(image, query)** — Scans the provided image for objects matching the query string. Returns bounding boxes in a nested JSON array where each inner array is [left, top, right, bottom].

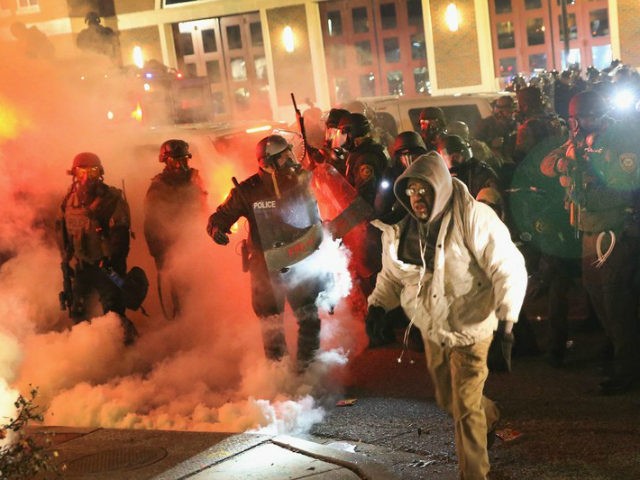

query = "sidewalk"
[[34, 426, 399, 480]]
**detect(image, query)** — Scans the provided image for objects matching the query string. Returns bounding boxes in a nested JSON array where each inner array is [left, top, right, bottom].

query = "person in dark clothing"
[[418, 107, 447, 152], [374, 130, 427, 224], [207, 134, 326, 371], [440, 134, 502, 200], [144, 139, 207, 319], [474, 95, 518, 169], [541, 90, 640, 393], [340, 112, 389, 297], [55, 152, 138, 345]]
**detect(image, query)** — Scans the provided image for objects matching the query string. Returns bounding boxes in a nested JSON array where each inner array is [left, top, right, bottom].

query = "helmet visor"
[[74, 166, 101, 183]]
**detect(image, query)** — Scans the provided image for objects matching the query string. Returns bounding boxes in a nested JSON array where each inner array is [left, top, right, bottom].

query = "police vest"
[[64, 193, 107, 264]]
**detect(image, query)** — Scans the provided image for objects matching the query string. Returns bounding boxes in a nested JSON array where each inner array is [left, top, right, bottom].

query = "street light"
[[445, 3, 461, 32]]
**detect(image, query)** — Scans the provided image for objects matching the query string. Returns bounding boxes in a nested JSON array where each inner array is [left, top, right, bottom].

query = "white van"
[[358, 92, 513, 135]]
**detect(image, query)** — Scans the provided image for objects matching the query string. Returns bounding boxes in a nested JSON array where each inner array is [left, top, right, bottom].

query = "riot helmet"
[[84, 11, 101, 25], [418, 107, 446, 147], [159, 139, 192, 174], [568, 90, 608, 135], [339, 113, 371, 151], [441, 134, 472, 168], [69, 152, 104, 177], [392, 131, 427, 168], [256, 134, 296, 171], [516, 86, 543, 114], [446, 121, 470, 142], [325, 108, 350, 147]]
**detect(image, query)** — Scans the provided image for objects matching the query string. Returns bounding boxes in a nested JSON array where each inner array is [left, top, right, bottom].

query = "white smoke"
[[0, 38, 367, 437]]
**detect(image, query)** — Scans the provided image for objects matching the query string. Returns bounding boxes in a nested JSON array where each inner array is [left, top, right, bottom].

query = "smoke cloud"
[[0, 38, 366, 436]]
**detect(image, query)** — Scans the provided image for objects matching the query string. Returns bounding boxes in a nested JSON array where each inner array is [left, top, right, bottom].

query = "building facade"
[[0, 0, 638, 122]]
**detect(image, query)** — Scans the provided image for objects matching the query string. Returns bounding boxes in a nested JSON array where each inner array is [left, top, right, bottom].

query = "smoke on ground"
[[0, 41, 367, 436]]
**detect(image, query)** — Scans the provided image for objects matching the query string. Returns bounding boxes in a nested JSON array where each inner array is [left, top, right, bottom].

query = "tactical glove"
[[488, 323, 514, 373], [208, 223, 230, 245], [365, 305, 394, 348]]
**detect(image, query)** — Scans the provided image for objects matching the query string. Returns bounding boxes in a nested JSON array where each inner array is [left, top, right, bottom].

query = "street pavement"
[[33, 292, 640, 479]]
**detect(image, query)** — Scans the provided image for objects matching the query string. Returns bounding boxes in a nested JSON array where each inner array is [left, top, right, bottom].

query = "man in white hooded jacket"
[[366, 151, 527, 480]]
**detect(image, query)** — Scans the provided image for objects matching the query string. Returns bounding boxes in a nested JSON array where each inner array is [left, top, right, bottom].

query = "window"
[[591, 45, 611, 70], [497, 21, 515, 49], [413, 67, 429, 94], [590, 9, 609, 37], [387, 71, 404, 95], [524, 0, 541, 9], [407, 0, 423, 26], [529, 53, 547, 71], [177, 32, 194, 56], [526, 18, 545, 46], [380, 3, 397, 29], [206, 60, 221, 82], [561, 48, 581, 70], [334, 77, 351, 103], [17, 0, 39, 13], [254, 56, 267, 80], [352, 7, 369, 33], [495, 0, 511, 14], [383, 37, 400, 63], [359, 73, 376, 96], [202, 29, 217, 53], [330, 44, 346, 69], [355, 40, 372, 65], [250, 22, 263, 47], [226, 25, 242, 50], [411, 33, 426, 60], [230, 57, 247, 81], [499, 57, 517, 76], [558, 13, 577, 41], [327, 11, 343, 36]]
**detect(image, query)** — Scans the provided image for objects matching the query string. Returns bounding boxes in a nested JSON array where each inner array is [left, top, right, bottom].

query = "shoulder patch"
[[358, 164, 374, 181], [619, 152, 638, 174]]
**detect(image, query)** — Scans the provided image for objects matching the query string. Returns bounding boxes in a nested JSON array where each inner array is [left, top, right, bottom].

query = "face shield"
[[165, 155, 190, 174]]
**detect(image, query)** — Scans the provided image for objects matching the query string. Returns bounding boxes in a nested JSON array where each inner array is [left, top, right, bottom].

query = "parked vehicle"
[[358, 92, 514, 134]]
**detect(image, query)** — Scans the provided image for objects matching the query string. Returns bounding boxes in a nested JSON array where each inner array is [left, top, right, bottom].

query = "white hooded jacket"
[[368, 152, 528, 347]]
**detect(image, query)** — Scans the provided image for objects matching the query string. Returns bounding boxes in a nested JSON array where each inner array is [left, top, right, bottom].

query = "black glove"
[[365, 305, 395, 348], [488, 324, 514, 373], [208, 225, 230, 245]]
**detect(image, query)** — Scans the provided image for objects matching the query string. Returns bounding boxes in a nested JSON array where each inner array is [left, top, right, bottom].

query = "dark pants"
[[582, 231, 640, 380], [250, 257, 323, 366], [70, 261, 137, 345]]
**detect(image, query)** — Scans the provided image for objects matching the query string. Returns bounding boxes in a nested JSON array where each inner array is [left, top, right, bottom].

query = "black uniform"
[[56, 181, 137, 344], [207, 167, 324, 367]]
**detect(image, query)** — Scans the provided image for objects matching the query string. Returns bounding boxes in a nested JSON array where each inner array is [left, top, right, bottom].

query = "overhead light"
[[445, 3, 461, 32], [282, 26, 295, 53]]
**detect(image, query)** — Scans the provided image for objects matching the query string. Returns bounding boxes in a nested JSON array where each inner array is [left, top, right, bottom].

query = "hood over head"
[[393, 151, 452, 224]]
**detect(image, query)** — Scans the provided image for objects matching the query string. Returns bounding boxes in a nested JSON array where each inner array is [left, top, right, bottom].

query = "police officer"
[[144, 139, 207, 319], [206, 134, 325, 371], [340, 112, 389, 206], [513, 86, 567, 164], [474, 95, 518, 168], [306, 108, 350, 175], [418, 107, 447, 152], [55, 152, 138, 345], [375, 130, 427, 224], [541, 90, 640, 392], [440, 134, 502, 201]]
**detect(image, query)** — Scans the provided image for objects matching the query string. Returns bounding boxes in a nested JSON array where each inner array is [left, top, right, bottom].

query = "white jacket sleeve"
[[466, 202, 528, 323], [367, 223, 403, 312]]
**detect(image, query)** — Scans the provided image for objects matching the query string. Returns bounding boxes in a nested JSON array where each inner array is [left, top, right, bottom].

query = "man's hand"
[[207, 221, 230, 245], [488, 321, 514, 373], [365, 305, 394, 348]]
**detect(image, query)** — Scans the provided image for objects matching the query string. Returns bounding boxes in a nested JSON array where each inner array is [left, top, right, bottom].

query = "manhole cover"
[[65, 446, 168, 474]]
